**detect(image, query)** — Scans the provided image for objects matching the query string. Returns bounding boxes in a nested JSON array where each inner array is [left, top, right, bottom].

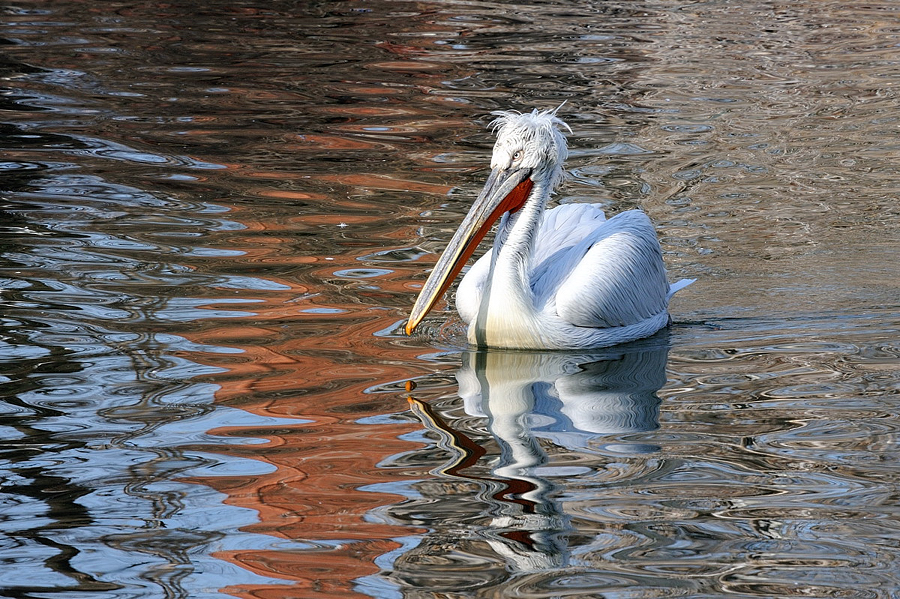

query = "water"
[[0, 1, 898, 597]]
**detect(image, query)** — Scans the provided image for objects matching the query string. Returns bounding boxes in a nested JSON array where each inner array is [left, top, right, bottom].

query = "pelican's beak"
[[406, 167, 534, 335]]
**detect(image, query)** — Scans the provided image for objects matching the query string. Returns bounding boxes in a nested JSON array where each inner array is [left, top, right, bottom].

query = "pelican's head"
[[406, 106, 571, 336], [489, 107, 570, 191]]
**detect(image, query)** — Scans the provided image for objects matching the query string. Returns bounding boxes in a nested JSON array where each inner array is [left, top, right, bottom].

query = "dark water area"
[[0, 1, 898, 597]]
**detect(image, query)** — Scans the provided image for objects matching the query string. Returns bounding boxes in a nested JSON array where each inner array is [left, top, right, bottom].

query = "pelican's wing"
[[554, 210, 668, 328], [530, 203, 607, 298], [534, 202, 606, 254]]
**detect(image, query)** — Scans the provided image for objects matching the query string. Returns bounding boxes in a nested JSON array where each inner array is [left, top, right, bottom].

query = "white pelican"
[[406, 107, 694, 349]]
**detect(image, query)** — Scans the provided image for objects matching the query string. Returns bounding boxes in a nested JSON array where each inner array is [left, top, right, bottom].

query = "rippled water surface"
[[1, 1, 898, 597]]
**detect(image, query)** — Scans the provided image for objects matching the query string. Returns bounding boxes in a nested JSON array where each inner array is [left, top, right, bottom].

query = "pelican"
[[406, 107, 694, 350]]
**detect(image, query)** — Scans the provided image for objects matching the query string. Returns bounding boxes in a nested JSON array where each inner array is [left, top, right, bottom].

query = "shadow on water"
[[402, 340, 668, 582]]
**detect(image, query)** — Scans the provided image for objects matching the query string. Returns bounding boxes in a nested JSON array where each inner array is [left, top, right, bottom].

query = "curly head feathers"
[[488, 105, 570, 191]]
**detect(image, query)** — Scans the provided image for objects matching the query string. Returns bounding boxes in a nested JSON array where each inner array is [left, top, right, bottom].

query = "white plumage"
[[407, 107, 694, 350]]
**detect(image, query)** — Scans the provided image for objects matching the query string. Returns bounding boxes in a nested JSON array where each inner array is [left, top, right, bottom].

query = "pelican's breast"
[[456, 249, 492, 325]]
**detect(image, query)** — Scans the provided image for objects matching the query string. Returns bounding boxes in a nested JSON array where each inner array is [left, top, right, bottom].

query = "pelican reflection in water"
[[407, 107, 693, 349], [407, 342, 667, 573]]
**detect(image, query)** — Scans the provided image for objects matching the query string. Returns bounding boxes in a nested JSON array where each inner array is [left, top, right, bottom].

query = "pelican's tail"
[[666, 278, 696, 301]]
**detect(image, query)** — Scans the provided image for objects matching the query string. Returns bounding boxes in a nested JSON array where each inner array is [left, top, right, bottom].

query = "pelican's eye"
[[512, 150, 523, 162]]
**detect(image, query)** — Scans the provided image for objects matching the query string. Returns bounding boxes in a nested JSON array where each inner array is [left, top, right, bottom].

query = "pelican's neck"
[[472, 179, 550, 347], [494, 179, 549, 278]]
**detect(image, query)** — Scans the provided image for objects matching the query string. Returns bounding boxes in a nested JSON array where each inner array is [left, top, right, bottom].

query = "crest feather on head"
[[488, 104, 570, 190]]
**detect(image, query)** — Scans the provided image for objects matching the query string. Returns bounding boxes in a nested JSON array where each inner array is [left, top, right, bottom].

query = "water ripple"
[[1, 1, 899, 598]]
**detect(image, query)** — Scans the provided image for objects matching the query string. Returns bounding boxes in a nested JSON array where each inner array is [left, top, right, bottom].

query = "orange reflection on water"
[[167, 35, 466, 592], [182, 201, 436, 598]]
